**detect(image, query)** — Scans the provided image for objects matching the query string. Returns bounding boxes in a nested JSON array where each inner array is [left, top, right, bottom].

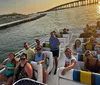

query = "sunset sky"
[[0, 0, 73, 15]]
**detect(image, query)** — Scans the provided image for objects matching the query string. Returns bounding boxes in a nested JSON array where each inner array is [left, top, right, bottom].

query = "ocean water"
[[0, 4, 100, 62]]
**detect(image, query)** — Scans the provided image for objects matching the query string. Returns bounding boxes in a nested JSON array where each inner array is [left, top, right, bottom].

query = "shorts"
[[6, 73, 13, 78], [51, 50, 59, 57]]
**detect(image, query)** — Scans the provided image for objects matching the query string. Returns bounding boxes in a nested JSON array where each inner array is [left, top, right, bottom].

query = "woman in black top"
[[84, 51, 100, 73], [13, 53, 33, 82]]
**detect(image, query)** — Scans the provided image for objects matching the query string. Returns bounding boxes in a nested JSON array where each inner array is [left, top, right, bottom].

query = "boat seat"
[[30, 61, 43, 83], [43, 51, 53, 74], [57, 68, 100, 85], [42, 42, 50, 51]]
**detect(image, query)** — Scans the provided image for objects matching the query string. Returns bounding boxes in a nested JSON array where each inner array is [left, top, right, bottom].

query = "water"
[[0, 4, 100, 62]]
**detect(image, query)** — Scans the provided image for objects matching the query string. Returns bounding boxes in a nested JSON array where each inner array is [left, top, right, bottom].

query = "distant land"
[[0, 13, 29, 25]]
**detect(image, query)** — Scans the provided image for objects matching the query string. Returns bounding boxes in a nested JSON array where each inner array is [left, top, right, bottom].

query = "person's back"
[[79, 32, 93, 38]]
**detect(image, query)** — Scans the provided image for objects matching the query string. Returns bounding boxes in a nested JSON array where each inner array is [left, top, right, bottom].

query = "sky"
[[0, 0, 72, 15]]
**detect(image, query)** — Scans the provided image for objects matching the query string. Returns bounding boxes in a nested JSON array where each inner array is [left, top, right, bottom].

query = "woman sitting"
[[0, 53, 18, 85], [61, 48, 80, 75], [84, 50, 100, 73], [13, 53, 33, 82], [96, 21, 100, 30], [85, 36, 100, 50], [33, 47, 46, 83], [72, 39, 85, 54], [86, 36, 97, 44]]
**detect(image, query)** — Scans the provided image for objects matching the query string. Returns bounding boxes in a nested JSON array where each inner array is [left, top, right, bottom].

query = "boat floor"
[[46, 53, 87, 85]]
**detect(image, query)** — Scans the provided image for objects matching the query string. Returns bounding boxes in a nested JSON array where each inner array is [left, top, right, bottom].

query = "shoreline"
[[0, 13, 46, 30]]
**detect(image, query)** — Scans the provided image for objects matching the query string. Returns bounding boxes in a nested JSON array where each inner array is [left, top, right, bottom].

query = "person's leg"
[[54, 56, 58, 75], [0, 73, 7, 84], [54, 50, 59, 75], [43, 67, 46, 83], [5, 77, 13, 85]]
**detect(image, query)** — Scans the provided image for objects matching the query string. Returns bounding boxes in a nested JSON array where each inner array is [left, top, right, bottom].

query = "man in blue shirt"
[[49, 32, 60, 74]]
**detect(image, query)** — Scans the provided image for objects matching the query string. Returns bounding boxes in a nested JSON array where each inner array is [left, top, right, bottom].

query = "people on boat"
[[86, 36, 97, 44], [85, 36, 100, 47], [84, 50, 100, 73], [52, 31, 57, 35], [61, 48, 80, 75], [23, 42, 35, 61], [13, 53, 33, 82], [33, 46, 46, 83], [0, 53, 18, 85], [84, 36, 100, 50], [79, 28, 93, 38], [96, 50, 100, 59], [86, 24, 93, 33], [79, 24, 100, 38], [60, 28, 69, 34], [35, 39, 42, 50], [96, 21, 100, 30], [62, 28, 69, 34], [49, 31, 60, 75], [72, 39, 85, 54]]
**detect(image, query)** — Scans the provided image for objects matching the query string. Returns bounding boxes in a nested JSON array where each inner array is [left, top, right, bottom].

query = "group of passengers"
[[59, 25, 100, 76], [0, 29, 61, 85], [79, 21, 100, 38], [60, 28, 69, 34], [62, 41, 100, 76], [0, 26, 100, 84], [0, 42, 47, 85]]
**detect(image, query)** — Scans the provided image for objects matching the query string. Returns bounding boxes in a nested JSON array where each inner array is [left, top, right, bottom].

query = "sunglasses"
[[20, 58, 26, 60]]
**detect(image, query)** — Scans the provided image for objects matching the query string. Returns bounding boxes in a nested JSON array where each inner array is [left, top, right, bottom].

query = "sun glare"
[[99, 1, 100, 4]]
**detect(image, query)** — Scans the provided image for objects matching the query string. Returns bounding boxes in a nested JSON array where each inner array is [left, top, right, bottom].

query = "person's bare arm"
[[13, 62, 20, 83], [84, 60, 88, 71], [0, 58, 8, 69], [61, 59, 76, 75], [25, 63, 33, 78]]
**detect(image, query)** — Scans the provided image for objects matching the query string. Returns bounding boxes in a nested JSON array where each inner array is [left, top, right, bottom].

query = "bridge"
[[42, 0, 98, 12]]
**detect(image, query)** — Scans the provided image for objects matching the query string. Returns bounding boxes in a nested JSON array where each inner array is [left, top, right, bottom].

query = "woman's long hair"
[[9, 53, 17, 66]]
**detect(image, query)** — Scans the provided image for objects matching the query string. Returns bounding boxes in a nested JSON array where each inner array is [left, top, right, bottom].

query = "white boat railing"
[[13, 78, 47, 85]]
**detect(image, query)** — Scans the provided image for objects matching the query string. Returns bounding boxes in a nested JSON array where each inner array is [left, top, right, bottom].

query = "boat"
[[0, 26, 100, 85]]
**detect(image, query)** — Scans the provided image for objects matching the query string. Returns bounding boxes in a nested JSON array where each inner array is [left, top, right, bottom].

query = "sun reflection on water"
[[97, 3, 100, 14]]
